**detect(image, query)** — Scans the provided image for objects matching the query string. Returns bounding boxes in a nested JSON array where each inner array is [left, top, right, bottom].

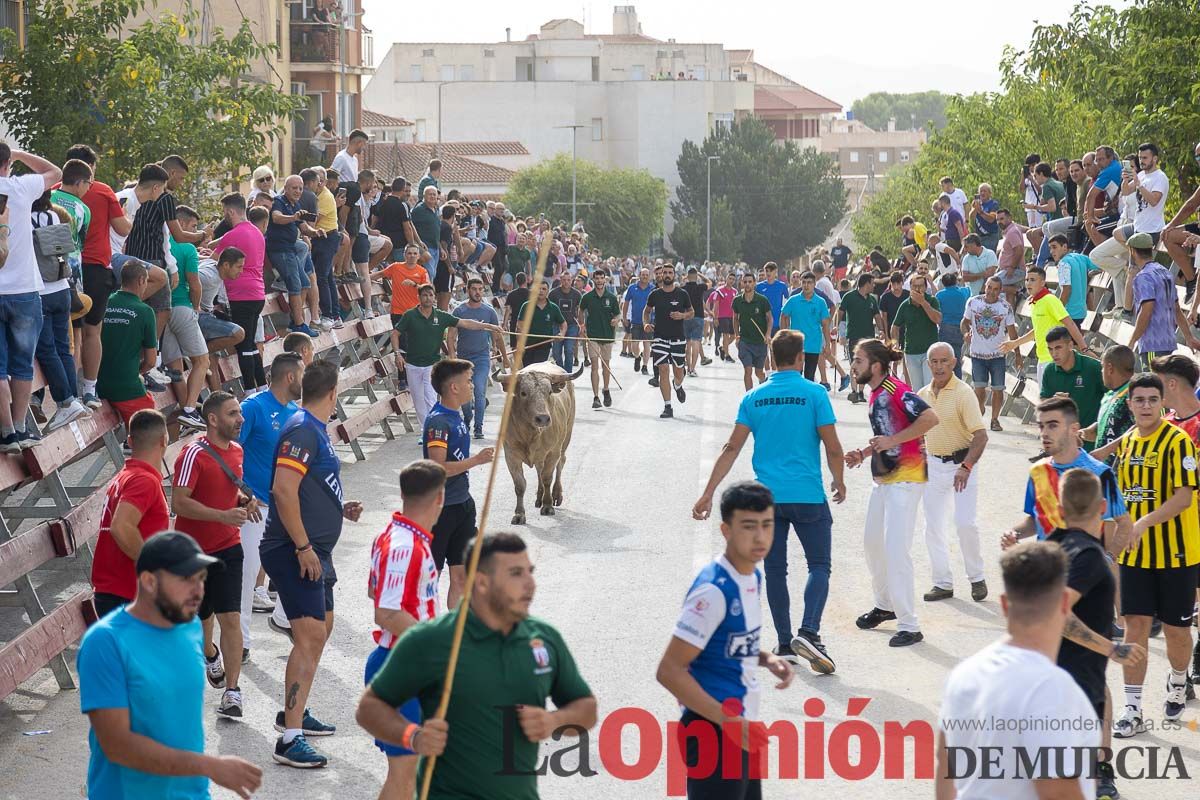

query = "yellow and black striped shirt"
[[1115, 420, 1200, 569]]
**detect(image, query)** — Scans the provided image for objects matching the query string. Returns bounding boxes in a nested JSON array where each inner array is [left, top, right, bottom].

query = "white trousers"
[[1091, 235, 1129, 310], [407, 364, 436, 427], [239, 511, 267, 647], [864, 481, 923, 632], [923, 457, 984, 589]]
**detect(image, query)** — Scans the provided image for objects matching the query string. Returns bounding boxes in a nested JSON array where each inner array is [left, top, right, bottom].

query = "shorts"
[[587, 341, 613, 362], [652, 338, 686, 368], [93, 592, 128, 619], [352, 232, 371, 264], [364, 645, 423, 757], [999, 268, 1025, 287], [111, 394, 155, 427], [431, 497, 476, 571], [260, 541, 337, 621], [629, 323, 651, 341], [198, 312, 241, 343], [676, 711, 761, 800], [465, 240, 487, 266], [1119, 562, 1200, 627], [1138, 350, 1174, 371], [160, 306, 208, 362], [717, 317, 734, 335], [140, 259, 171, 312], [1119, 224, 1161, 245], [82, 263, 117, 326], [198, 543, 244, 620], [683, 318, 703, 341], [970, 356, 1007, 389], [738, 340, 767, 369], [368, 234, 389, 255], [832, 266, 848, 282], [267, 247, 310, 295], [0, 291, 44, 381], [433, 262, 452, 294]]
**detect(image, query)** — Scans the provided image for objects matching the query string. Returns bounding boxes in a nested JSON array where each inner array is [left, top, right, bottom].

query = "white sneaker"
[[46, 399, 89, 432], [332, 317, 345, 329], [217, 688, 243, 719], [145, 367, 171, 385], [1112, 704, 1145, 738], [252, 586, 276, 613]]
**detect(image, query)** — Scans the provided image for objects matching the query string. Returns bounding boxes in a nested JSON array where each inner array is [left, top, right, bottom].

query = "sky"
[[360, 0, 1124, 108]]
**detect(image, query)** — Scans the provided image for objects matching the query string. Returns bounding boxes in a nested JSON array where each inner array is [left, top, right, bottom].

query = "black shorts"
[[652, 338, 686, 368], [675, 711, 761, 800], [1119, 562, 1200, 627], [82, 263, 117, 326], [260, 541, 337, 621], [93, 591, 128, 619], [198, 543, 245, 619], [629, 323, 651, 341], [431, 497, 476, 571], [717, 318, 733, 335], [803, 352, 820, 380], [352, 232, 370, 264], [434, 262, 453, 294]]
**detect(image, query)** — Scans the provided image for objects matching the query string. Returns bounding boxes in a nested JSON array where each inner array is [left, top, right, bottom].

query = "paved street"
[[3, 351, 1200, 799]]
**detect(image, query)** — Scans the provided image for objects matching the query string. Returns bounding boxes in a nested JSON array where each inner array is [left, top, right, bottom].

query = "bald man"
[[917, 342, 990, 604]]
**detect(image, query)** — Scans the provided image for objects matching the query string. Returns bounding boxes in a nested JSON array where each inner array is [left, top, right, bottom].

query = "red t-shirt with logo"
[[91, 459, 170, 600], [172, 438, 244, 553], [81, 181, 124, 267]]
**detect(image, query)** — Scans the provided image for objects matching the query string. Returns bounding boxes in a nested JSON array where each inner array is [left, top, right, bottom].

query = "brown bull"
[[496, 361, 585, 524]]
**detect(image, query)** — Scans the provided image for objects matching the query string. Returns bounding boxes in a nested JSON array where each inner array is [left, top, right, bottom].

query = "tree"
[[0, 0, 305, 190], [851, 78, 1121, 257], [672, 117, 846, 266], [667, 198, 739, 264], [504, 153, 667, 256], [850, 91, 951, 132]]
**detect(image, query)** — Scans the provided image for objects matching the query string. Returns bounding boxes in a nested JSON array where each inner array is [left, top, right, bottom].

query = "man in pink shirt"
[[996, 208, 1028, 308], [707, 272, 737, 362], [210, 193, 268, 391]]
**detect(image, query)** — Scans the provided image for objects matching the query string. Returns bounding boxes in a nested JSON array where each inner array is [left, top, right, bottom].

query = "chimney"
[[505, 27, 511, 42], [887, 117, 896, 133], [613, 5, 638, 36]]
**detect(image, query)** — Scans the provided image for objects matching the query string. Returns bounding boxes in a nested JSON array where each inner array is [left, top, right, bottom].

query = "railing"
[[290, 21, 339, 64]]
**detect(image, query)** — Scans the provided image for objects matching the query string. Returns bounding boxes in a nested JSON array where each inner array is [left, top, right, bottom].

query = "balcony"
[[290, 21, 339, 64]]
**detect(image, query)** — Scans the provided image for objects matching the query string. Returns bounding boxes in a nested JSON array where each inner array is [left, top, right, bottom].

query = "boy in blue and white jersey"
[[657, 481, 794, 800]]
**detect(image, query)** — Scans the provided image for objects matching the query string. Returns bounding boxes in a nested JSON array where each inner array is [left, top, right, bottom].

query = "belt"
[[931, 448, 969, 464]]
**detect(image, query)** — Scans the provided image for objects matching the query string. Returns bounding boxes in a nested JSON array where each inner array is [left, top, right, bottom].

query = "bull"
[[496, 361, 585, 524]]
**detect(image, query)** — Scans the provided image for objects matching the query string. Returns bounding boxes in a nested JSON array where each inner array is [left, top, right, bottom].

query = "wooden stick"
[[418, 232, 555, 800]]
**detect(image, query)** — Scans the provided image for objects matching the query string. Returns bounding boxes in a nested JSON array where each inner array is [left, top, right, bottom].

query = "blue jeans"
[[35, 288, 76, 402], [266, 246, 308, 295], [553, 323, 579, 371], [311, 233, 339, 318], [425, 247, 439, 283], [764, 501, 832, 644], [0, 292, 44, 381], [460, 351, 490, 434], [938, 324, 964, 379]]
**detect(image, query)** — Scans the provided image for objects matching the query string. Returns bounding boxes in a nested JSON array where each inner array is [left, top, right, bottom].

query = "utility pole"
[[554, 124, 586, 229], [706, 155, 720, 263]]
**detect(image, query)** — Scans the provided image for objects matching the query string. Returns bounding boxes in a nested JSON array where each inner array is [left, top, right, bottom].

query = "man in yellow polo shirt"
[[918, 343, 990, 603], [999, 265, 1092, 381]]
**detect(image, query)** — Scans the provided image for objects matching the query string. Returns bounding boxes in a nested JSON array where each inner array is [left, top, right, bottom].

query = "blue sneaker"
[[839, 374, 851, 392], [288, 323, 318, 338], [274, 708, 336, 736], [272, 734, 328, 768]]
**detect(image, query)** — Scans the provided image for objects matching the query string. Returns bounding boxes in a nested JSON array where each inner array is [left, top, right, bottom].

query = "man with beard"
[[80, 531, 263, 799], [356, 533, 597, 800], [644, 263, 694, 419]]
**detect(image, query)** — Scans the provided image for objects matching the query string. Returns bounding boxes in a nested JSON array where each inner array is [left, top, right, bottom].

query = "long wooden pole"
[[417, 232, 554, 800]]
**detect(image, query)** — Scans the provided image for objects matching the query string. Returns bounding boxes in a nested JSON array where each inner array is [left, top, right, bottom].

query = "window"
[[410, 64, 422, 81], [378, 130, 387, 142], [849, 151, 859, 164], [672, 49, 684, 59], [415, 119, 426, 141], [691, 65, 705, 80], [591, 57, 599, 81], [656, 50, 667, 58], [591, 117, 603, 141], [458, 64, 474, 80], [900, 150, 910, 163], [422, 48, 434, 57], [440, 64, 455, 82], [484, 48, 495, 58], [879, 151, 888, 163], [631, 64, 645, 81], [714, 112, 733, 133]]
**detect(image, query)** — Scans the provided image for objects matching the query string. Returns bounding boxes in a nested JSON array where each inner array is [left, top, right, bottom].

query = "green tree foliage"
[[504, 153, 667, 256], [851, 78, 1121, 256], [0, 0, 305, 188], [850, 91, 951, 132], [672, 117, 847, 266], [1017, 0, 1200, 194], [667, 198, 738, 264]]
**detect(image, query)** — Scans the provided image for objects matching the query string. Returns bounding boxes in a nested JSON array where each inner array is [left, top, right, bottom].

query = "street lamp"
[[706, 155, 721, 263], [554, 124, 586, 230]]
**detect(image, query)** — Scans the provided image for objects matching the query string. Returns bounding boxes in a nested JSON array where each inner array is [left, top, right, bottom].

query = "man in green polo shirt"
[[731, 273, 772, 391], [889, 273, 941, 389], [837, 274, 886, 403], [517, 281, 566, 366], [999, 266, 1091, 381], [578, 268, 621, 409], [1039, 326, 1105, 447], [97, 260, 159, 428], [395, 283, 501, 426], [355, 532, 596, 800]]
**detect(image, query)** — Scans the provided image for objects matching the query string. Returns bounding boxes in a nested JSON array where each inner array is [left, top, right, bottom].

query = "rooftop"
[[362, 109, 414, 128], [366, 143, 515, 186], [754, 85, 842, 113]]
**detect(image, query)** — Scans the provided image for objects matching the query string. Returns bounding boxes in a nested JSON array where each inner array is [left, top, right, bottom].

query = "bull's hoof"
[[552, 489, 563, 507], [540, 506, 555, 516], [512, 513, 526, 525]]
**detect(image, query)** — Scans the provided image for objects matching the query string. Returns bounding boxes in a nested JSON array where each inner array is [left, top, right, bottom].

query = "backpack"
[[31, 210, 73, 283]]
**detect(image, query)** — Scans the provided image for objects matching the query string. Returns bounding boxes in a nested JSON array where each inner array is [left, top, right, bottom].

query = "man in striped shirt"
[[365, 459, 445, 800]]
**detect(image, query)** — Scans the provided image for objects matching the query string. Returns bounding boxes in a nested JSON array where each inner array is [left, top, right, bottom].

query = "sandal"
[[990, 419, 1003, 432]]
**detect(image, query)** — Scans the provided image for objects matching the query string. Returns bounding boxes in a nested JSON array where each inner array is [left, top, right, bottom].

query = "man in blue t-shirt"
[[756, 262, 790, 332], [780, 271, 831, 382], [693, 330, 846, 674], [259, 360, 362, 769], [622, 268, 655, 373], [452, 276, 508, 438], [1048, 236, 1097, 325], [80, 531, 261, 799], [423, 358, 495, 608], [660, 481, 794, 800], [236, 352, 302, 647]]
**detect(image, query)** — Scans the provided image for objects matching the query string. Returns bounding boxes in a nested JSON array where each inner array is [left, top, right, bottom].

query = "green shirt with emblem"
[[50, 188, 91, 275], [1039, 353, 1105, 438], [98, 290, 157, 402], [370, 608, 593, 800], [578, 288, 620, 341], [892, 295, 941, 355], [839, 289, 881, 341], [518, 299, 565, 353], [394, 307, 459, 367], [731, 292, 771, 344]]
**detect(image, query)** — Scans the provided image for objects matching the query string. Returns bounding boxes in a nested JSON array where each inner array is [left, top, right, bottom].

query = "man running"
[[682, 267, 711, 376], [755, 261, 789, 334], [659, 481, 794, 799], [707, 272, 737, 362], [731, 274, 772, 391], [836, 274, 886, 404], [845, 339, 939, 647], [622, 267, 654, 375], [779, 271, 830, 383], [578, 267, 621, 409], [451, 276, 508, 439], [517, 280, 566, 366], [644, 263, 693, 419], [962, 276, 1020, 430]]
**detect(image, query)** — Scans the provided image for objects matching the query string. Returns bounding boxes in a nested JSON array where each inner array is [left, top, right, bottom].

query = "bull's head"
[[496, 363, 584, 430]]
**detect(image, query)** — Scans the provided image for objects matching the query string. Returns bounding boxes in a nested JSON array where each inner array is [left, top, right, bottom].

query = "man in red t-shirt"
[[172, 390, 257, 719], [64, 145, 133, 409], [90, 410, 169, 617]]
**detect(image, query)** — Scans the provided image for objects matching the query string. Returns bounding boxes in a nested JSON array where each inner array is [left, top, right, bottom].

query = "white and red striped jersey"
[[369, 512, 439, 648]]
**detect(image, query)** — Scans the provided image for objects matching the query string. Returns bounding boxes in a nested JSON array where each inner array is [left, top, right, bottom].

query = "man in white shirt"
[[0, 143, 63, 452], [937, 539, 1101, 800], [329, 129, 368, 187], [1094, 142, 1169, 318], [940, 176, 968, 219]]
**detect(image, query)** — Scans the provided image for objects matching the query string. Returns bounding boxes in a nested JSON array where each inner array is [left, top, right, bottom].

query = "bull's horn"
[[551, 363, 587, 384], [495, 371, 514, 389]]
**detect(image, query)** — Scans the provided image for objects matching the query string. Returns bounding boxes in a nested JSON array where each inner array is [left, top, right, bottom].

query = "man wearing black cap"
[[79, 531, 262, 800]]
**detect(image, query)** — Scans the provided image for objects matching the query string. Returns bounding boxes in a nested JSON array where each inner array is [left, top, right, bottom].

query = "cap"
[[135, 531, 220, 577], [1126, 232, 1155, 250]]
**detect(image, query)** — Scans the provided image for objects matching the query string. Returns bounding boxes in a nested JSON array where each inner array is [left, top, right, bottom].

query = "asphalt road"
[[3, 350, 1200, 799]]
